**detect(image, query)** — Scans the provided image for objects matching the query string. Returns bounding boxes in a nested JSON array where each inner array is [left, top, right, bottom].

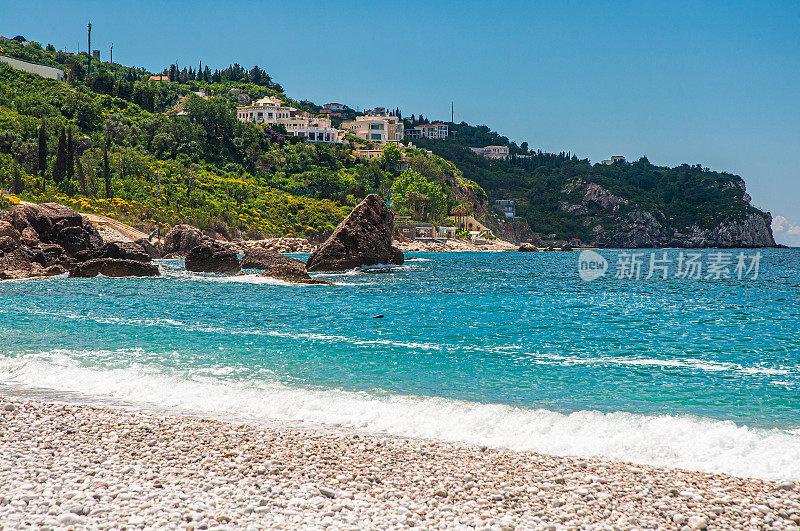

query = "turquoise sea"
[[2, 248, 799, 480]]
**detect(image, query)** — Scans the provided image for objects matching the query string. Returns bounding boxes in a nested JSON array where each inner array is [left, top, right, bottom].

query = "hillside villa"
[[601, 156, 626, 165], [340, 115, 404, 144], [469, 145, 510, 160], [404, 123, 449, 140], [237, 96, 339, 142]]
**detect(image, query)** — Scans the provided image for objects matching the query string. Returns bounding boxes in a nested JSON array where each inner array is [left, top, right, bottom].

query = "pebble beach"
[[1, 396, 798, 530]]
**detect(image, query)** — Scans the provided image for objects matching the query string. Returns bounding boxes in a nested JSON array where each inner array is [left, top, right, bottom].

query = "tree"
[[77, 153, 88, 196], [52, 127, 67, 184], [64, 55, 86, 84], [391, 169, 448, 221], [66, 126, 75, 182], [381, 142, 402, 171], [37, 117, 47, 189], [12, 159, 24, 194], [103, 142, 112, 199]]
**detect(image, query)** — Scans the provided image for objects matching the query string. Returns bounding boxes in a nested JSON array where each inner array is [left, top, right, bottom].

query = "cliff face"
[[556, 179, 775, 248]]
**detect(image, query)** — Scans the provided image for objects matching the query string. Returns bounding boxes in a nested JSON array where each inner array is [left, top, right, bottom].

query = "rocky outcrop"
[[685, 213, 775, 248], [74, 242, 152, 263], [306, 194, 404, 272], [163, 224, 209, 256], [0, 203, 104, 280], [518, 243, 538, 252], [69, 258, 160, 278], [185, 242, 241, 274], [241, 249, 333, 285]]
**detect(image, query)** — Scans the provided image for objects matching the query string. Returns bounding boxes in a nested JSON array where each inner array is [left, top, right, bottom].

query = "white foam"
[[1, 349, 799, 481]]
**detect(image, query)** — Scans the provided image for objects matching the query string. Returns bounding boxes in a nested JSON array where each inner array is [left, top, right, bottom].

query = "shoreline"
[[2, 394, 798, 529]]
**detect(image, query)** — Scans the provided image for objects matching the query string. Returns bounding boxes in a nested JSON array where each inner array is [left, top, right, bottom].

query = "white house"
[[323, 102, 346, 111], [237, 97, 338, 142], [405, 123, 449, 140], [340, 115, 404, 144], [469, 145, 509, 160]]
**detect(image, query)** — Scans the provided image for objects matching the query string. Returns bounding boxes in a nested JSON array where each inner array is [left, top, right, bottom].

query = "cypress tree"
[[103, 143, 112, 199], [66, 125, 75, 182], [77, 153, 87, 196], [53, 127, 67, 184], [37, 117, 47, 189], [12, 159, 24, 194]]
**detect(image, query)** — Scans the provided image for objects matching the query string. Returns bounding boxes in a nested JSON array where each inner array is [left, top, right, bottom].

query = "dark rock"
[[57, 226, 103, 256], [69, 258, 160, 278], [0, 248, 45, 279], [185, 242, 241, 274], [39, 243, 70, 266], [20, 226, 40, 247], [306, 194, 404, 272], [560, 244, 573, 251], [163, 224, 209, 256], [0, 221, 21, 244], [74, 241, 151, 263], [134, 238, 162, 259], [518, 243, 538, 252], [242, 248, 333, 285], [0, 236, 17, 253], [43, 264, 67, 276]]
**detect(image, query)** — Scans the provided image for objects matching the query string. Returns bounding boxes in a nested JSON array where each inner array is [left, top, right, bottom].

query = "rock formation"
[[518, 243, 538, 252], [185, 242, 241, 274], [241, 249, 332, 285], [163, 224, 209, 256], [306, 194, 404, 272], [0, 202, 159, 280], [69, 258, 159, 278]]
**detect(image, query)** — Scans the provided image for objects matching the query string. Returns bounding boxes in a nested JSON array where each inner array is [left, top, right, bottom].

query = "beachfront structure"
[[395, 222, 436, 240], [469, 145, 510, 160], [237, 97, 338, 142], [0, 54, 65, 81], [340, 115, 404, 144], [601, 155, 626, 165], [404, 123, 449, 140], [494, 199, 518, 220]]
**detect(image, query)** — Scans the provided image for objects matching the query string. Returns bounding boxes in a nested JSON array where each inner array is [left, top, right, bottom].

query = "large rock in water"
[[241, 248, 333, 285], [74, 241, 152, 263], [69, 258, 160, 278], [185, 242, 241, 274], [163, 224, 208, 256], [305, 194, 404, 272]]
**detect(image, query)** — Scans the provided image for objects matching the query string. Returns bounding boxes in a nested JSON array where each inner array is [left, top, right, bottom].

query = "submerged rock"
[[185, 242, 241, 274], [69, 258, 160, 278], [242, 249, 333, 285], [306, 194, 404, 272]]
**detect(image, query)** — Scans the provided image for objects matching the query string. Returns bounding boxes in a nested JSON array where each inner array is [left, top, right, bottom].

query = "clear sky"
[[4, 1, 799, 244]]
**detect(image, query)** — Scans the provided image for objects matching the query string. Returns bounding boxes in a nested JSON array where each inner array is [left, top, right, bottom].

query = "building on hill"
[[601, 155, 626, 165], [148, 75, 168, 82], [404, 123, 449, 140], [493, 200, 519, 220], [340, 115, 404, 145], [469, 145, 509, 160], [0, 54, 64, 81], [237, 97, 338, 142], [323, 102, 346, 111]]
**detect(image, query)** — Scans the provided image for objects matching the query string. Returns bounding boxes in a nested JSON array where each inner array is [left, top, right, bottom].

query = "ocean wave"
[[1, 349, 799, 481]]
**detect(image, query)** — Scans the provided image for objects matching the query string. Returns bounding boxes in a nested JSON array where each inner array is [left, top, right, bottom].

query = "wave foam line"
[[1, 350, 799, 481]]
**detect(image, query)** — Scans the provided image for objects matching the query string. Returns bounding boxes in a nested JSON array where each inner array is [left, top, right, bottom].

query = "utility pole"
[[87, 23, 92, 76], [110, 43, 113, 64], [451, 101, 454, 123]]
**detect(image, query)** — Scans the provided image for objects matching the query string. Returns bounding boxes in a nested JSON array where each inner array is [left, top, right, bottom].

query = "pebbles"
[[1, 395, 799, 529]]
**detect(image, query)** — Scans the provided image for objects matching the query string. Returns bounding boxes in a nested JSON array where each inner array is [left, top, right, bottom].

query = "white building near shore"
[[237, 97, 338, 142]]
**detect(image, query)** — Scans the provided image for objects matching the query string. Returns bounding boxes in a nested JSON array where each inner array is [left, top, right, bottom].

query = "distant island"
[[0, 34, 774, 248]]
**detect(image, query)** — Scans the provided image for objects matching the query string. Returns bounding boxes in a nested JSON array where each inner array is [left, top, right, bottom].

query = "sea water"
[[2, 249, 799, 480]]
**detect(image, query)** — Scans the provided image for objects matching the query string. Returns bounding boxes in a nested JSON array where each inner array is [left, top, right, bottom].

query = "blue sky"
[[4, 1, 799, 244]]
